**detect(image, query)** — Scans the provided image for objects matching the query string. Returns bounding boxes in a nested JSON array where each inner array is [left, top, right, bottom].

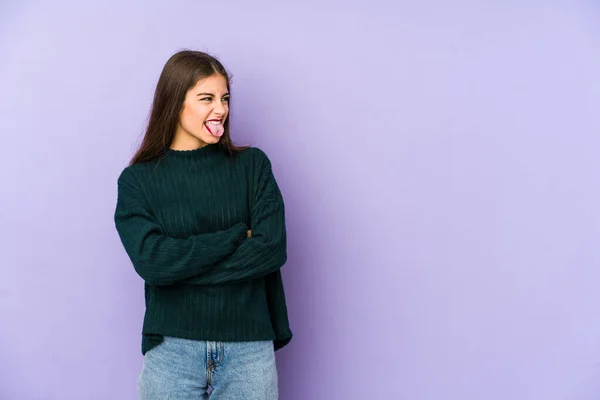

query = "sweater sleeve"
[[114, 168, 249, 286], [184, 149, 287, 285]]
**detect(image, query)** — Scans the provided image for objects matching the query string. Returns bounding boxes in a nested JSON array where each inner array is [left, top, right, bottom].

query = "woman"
[[114, 50, 292, 399]]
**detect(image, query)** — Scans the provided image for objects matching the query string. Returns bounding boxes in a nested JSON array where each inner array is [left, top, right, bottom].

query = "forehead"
[[193, 74, 228, 92]]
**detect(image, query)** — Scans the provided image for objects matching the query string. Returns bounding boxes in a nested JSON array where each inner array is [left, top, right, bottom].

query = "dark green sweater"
[[114, 145, 292, 355]]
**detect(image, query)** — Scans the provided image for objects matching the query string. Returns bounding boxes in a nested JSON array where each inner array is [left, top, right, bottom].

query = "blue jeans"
[[138, 336, 278, 399]]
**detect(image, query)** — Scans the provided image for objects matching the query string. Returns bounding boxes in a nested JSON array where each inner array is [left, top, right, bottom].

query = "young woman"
[[114, 50, 292, 399]]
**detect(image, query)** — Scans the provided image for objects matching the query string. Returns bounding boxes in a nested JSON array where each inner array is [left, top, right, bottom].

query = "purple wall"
[[1, 1, 599, 399]]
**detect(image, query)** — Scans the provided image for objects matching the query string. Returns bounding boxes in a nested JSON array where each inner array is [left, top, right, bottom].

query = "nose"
[[213, 100, 226, 116]]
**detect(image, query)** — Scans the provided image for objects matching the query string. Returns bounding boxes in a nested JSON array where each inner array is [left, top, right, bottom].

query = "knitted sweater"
[[114, 144, 292, 354]]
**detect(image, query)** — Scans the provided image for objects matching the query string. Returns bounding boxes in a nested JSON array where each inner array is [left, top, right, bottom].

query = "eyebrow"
[[196, 92, 230, 97]]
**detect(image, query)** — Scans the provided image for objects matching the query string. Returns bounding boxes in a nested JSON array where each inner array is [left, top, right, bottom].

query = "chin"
[[193, 134, 220, 145], [204, 135, 221, 144]]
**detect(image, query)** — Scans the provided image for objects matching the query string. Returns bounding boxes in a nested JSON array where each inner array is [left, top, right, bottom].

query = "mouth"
[[204, 119, 224, 137]]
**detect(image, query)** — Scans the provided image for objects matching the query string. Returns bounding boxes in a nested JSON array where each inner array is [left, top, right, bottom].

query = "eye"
[[222, 96, 230, 103], [200, 97, 212, 102]]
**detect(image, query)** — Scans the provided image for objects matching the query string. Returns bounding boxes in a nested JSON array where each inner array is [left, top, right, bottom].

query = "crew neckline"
[[165, 144, 221, 158]]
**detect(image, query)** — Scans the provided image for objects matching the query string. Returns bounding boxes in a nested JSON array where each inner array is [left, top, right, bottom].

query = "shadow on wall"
[[0, 331, 28, 399]]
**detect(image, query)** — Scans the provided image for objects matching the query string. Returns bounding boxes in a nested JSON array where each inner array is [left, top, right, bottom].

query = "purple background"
[[1, 1, 600, 399]]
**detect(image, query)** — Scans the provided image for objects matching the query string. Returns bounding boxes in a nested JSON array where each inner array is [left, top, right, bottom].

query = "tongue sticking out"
[[205, 121, 224, 137]]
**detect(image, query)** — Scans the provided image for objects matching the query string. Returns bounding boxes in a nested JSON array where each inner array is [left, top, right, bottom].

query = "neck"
[[170, 130, 208, 151]]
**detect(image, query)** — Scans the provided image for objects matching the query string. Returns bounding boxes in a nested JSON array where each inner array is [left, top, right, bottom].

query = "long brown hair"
[[130, 50, 247, 165]]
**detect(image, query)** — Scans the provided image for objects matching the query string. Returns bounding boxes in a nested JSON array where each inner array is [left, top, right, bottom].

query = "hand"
[[247, 230, 252, 238]]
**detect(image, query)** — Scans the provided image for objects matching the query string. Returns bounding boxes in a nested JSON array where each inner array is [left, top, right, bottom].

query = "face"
[[171, 74, 230, 150]]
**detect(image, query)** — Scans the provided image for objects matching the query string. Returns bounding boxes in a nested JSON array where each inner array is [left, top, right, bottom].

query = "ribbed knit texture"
[[114, 145, 292, 355]]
